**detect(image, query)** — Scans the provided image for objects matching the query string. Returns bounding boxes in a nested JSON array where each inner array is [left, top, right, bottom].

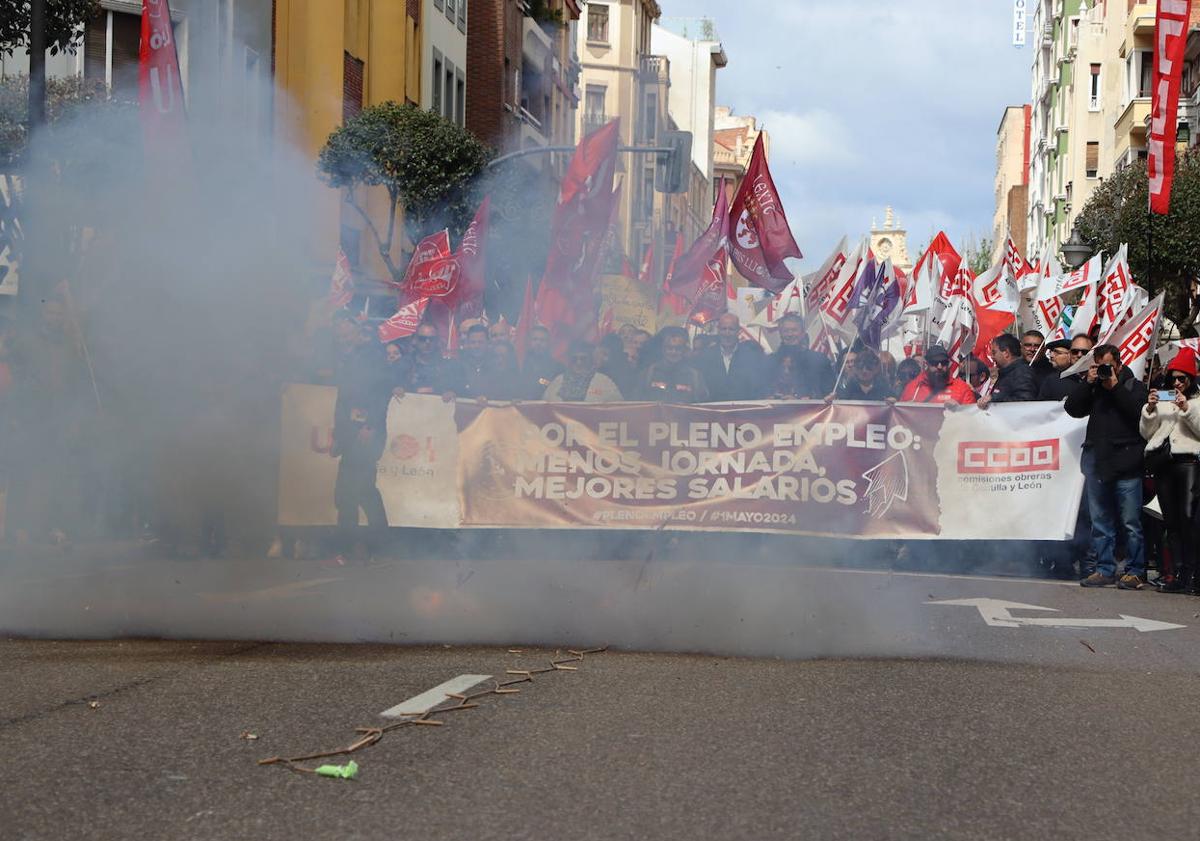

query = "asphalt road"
[[4, 549, 1200, 839]]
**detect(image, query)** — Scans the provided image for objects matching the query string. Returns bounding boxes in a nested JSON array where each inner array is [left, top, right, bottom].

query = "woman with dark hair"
[[768, 347, 809, 399], [894, 357, 922, 392], [1141, 347, 1200, 593]]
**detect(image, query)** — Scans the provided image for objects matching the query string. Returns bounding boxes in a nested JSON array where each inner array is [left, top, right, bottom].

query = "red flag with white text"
[[327, 249, 354, 310], [378, 297, 429, 343], [1150, 0, 1192, 214], [669, 179, 729, 304], [448, 197, 490, 318], [139, 0, 188, 157], [728, 135, 802, 291]]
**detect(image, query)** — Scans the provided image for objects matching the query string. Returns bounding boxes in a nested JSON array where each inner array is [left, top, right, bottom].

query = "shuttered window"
[[1086, 142, 1099, 178], [83, 10, 141, 97]]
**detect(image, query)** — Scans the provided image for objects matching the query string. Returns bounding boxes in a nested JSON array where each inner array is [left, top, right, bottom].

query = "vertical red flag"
[[727, 135, 802, 292], [1150, 0, 1192, 214], [637, 244, 655, 285], [327, 249, 354, 310], [661, 232, 689, 316], [513, 276, 536, 368], [138, 0, 188, 154], [669, 179, 729, 303], [449, 197, 490, 319], [378, 297, 429, 343]]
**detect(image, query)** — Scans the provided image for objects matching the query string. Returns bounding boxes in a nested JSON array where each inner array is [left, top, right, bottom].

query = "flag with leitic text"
[[378, 297, 429, 343], [727, 134, 802, 291], [139, 0, 188, 156], [1150, 0, 1192, 213]]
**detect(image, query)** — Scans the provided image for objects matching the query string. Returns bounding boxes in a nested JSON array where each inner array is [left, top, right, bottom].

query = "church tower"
[[868, 207, 913, 274]]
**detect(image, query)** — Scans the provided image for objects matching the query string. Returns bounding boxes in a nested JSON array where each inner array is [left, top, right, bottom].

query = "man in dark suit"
[[765, 313, 834, 399], [694, 313, 766, 402]]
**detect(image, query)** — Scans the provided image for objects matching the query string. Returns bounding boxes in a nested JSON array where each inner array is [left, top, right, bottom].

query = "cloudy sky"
[[665, 0, 1031, 268]]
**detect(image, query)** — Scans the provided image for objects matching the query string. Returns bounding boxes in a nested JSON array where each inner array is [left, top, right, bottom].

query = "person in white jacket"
[[1141, 348, 1200, 593]]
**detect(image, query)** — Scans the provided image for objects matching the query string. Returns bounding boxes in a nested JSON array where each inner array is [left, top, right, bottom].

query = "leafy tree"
[[1, 0, 99, 57], [960, 235, 993, 275], [316, 102, 491, 284], [1075, 153, 1200, 332], [0, 73, 129, 169]]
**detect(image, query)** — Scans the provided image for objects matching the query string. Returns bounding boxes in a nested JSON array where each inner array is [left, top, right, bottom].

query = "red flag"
[[661, 233, 689, 316], [513, 276, 536, 368], [727, 135, 802, 291], [1003, 233, 1032, 283], [1150, 0, 1192, 214], [541, 120, 621, 293], [449, 197, 490, 318], [327, 249, 354, 310], [378, 297, 429, 343], [638, 244, 655, 285], [669, 178, 729, 303], [138, 0, 187, 155]]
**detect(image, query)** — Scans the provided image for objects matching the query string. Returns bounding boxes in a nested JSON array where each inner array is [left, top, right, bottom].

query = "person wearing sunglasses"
[[392, 323, 459, 401], [1141, 348, 1200, 593], [1037, 334, 1093, 400], [1066, 343, 1149, 589], [898, 345, 976, 405]]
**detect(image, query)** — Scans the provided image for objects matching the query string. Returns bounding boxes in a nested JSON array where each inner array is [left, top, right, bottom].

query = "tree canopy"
[[1, 0, 99, 57], [317, 102, 491, 284], [1075, 153, 1200, 331]]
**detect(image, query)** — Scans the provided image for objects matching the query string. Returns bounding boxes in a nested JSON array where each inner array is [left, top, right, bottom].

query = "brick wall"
[[1006, 184, 1029, 258], [466, 0, 523, 152]]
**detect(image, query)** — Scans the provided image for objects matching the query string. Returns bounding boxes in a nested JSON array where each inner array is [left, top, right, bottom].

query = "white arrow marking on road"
[[926, 598, 1186, 633], [380, 674, 493, 719]]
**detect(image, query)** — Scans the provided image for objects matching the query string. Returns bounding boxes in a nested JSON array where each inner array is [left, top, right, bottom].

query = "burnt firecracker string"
[[258, 646, 607, 775]]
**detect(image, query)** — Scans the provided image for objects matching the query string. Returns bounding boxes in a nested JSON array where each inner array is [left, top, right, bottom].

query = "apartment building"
[[422, 0, 467, 127], [993, 105, 1030, 265]]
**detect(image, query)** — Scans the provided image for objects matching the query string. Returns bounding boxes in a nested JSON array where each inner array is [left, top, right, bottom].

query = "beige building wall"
[[992, 106, 1028, 265]]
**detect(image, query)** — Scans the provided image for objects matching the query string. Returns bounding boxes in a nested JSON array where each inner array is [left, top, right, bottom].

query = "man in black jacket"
[[695, 313, 766, 401], [637, 326, 709, 403], [980, 332, 1038, 407], [765, 313, 834, 399], [1022, 329, 1055, 388], [1038, 335, 1093, 401], [1065, 343, 1149, 588]]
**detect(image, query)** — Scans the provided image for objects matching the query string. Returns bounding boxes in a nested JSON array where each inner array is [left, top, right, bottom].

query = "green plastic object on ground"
[[314, 760, 358, 779]]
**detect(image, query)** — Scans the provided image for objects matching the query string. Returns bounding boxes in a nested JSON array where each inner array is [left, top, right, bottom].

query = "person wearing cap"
[[1066, 343, 1149, 589], [979, 332, 1038, 408], [1037, 334, 1093, 401], [1140, 347, 1200, 593], [899, 345, 976, 405]]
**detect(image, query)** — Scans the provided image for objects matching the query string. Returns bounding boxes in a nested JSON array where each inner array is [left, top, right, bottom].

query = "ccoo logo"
[[957, 439, 1060, 474]]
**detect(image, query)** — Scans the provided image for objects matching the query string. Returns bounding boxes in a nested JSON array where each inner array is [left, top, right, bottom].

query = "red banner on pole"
[[1149, 0, 1192, 214], [138, 0, 188, 154], [727, 135, 802, 292]]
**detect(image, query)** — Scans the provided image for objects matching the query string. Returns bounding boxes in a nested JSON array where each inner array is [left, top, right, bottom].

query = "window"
[[1089, 64, 1101, 111], [433, 53, 444, 113], [433, 0, 442, 10], [84, 10, 141, 98], [585, 85, 605, 118], [456, 0, 466, 33], [588, 4, 609, 42], [1085, 142, 1099, 178], [445, 0, 455, 24], [1130, 49, 1152, 99], [642, 91, 657, 142], [455, 69, 465, 127], [444, 60, 455, 120]]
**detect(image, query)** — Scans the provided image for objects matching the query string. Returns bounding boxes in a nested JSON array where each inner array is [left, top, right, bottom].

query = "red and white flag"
[[378, 297, 429, 343], [1150, 0, 1192, 214], [933, 292, 978, 377], [637, 244, 655, 285], [327, 249, 354, 310], [448, 197, 490, 319], [1035, 252, 1102, 301], [403, 229, 453, 295], [138, 0, 188, 156], [970, 261, 1019, 364], [661, 232, 690, 317], [800, 236, 849, 326], [669, 178, 730, 304], [1097, 243, 1133, 341], [1072, 281, 1100, 341], [819, 239, 868, 341], [1060, 293, 1165, 381], [727, 134, 802, 291], [1003, 233, 1034, 287]]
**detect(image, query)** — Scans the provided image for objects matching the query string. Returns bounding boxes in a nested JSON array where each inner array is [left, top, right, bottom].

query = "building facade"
[[421, 0, 467, 126], [869, 208, 913, 275], [993, 104, 1031, 265]]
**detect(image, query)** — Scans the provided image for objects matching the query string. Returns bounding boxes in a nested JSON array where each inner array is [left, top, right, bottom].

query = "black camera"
[[1097, 363, 1114, 379]]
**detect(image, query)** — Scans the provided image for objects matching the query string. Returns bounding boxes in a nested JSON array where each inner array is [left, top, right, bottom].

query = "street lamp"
[[1060, 225, 1093, 270]]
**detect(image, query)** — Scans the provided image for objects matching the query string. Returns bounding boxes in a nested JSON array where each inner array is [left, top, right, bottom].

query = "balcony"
[[640, 55, 670, 85], [1114, 97, 1151, 158], [582, 111, 611, 138], [522, 15, 554, 67]]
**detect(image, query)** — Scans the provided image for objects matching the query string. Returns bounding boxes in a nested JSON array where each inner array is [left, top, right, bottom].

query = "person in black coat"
[[980, 332, 1038, 407], [1037, 335, 1093, 401], [520, 326, 565, 399], [765, 313, 834, 399], [694, 313, 766, 402], [1022, 329, 1055, 389], [1065, 343, 1150, 588], [832, 346, 894, 401]]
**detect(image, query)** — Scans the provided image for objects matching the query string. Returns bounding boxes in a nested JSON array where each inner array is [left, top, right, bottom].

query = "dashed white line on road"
[[380, 674, 493, 719]]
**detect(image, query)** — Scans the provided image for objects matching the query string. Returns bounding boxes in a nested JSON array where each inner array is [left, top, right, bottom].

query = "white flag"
[[1060, 293, 1164, 381], [1036, 251, 1103, 301]]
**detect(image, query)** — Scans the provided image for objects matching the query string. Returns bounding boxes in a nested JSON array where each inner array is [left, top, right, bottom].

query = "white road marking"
[[380, 674, 493, 719], [927, 598, 1187, 633]]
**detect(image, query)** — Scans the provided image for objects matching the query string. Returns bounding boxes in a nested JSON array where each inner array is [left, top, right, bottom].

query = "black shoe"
[[1157, 577, 1186, 593]]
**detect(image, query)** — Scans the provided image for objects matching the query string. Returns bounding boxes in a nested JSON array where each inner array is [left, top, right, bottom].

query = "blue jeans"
[[1082, 448, 1145, 578]]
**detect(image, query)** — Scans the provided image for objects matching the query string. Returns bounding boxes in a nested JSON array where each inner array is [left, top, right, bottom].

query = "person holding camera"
[[1065, 343, 1149, 589], [1140, 348, 1200, 593]]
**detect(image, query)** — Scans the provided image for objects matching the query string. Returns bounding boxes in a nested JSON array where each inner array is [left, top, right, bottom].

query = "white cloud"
[[755, 108, 858, 167]]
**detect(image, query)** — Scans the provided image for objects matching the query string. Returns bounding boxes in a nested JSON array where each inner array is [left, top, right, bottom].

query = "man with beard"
[[520, 325, 564, 399], [392, 322, 459, 399], [330, 311, 390, 552], [766, 313, 833, 399], [1038, 335, 1093, 400], [1022, 330, 1055, 388], [831, 346, 893, 401], [979, 332, 1038, 408], [636, 326, 709, 403], [455, 324, 491, 399], [899, 345, 976, 404], [695, 313, 766, 401], [543, 340, 623, 402]]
